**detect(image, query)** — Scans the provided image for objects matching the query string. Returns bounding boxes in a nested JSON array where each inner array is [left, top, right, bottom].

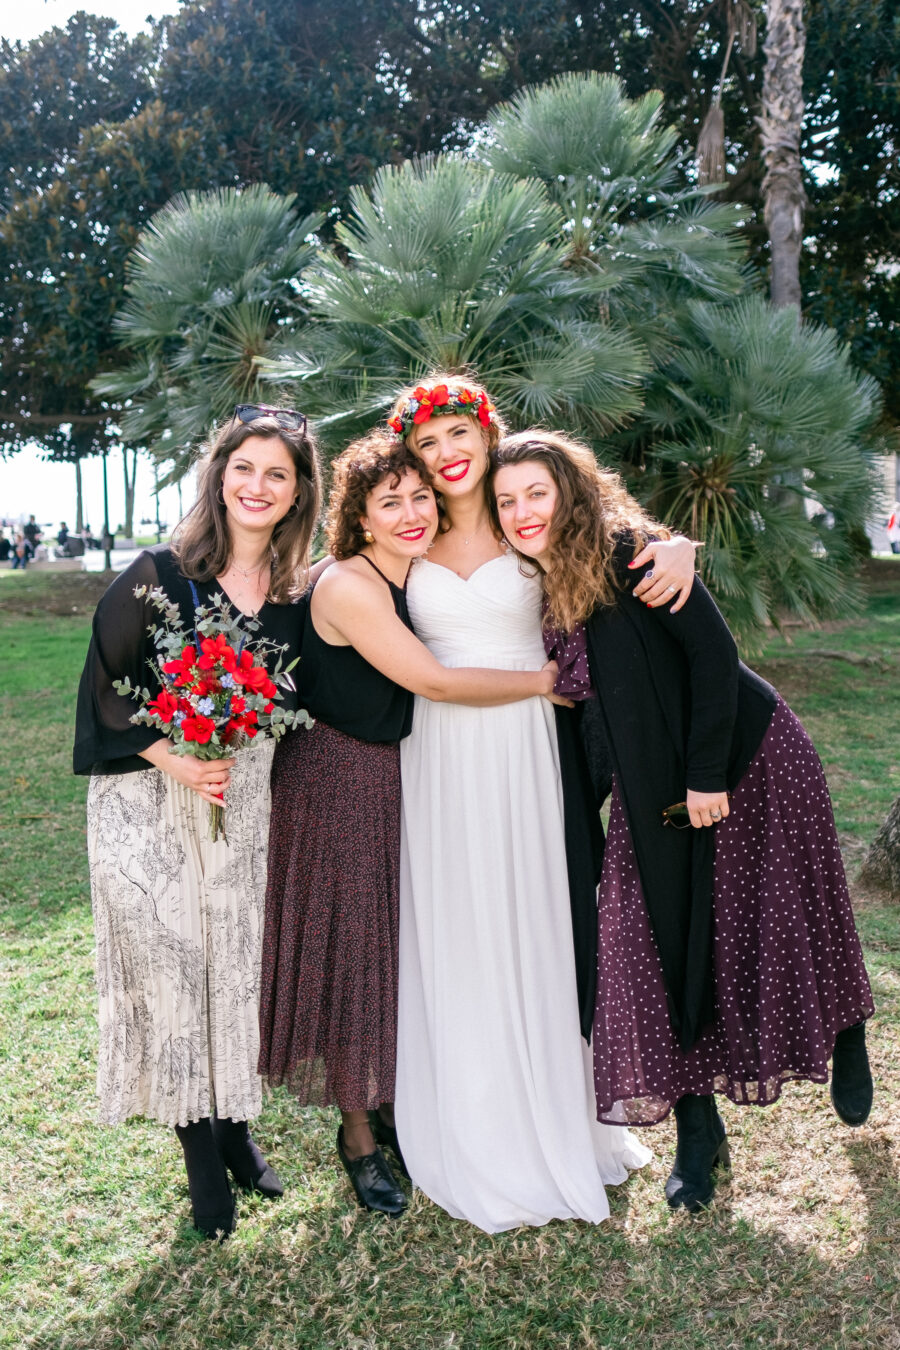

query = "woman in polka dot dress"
[[491, 430, 875, 1213]]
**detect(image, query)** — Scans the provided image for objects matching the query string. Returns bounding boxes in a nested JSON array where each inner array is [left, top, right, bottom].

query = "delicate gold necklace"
[[229, 552, 272, 581]]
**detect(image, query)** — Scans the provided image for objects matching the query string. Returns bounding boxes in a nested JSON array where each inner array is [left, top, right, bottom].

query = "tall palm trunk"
[[75, 457, 84, 533], [758, 0, 807, 307]]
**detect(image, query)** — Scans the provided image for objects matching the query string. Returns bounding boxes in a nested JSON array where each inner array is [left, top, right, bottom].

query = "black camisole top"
[[298, 557, 415, 744]]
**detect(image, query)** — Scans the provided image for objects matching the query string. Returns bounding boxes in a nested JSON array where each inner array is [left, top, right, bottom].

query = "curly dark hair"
[[490, 430, 669, 630], [171, 411, 321, 601], [326, 432, 429, 560]]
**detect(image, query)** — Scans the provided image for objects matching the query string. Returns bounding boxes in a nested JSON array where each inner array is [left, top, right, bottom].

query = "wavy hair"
[[171, 412, 322, 602], [489, 430, 669, 630], [326, 432, 428, 560]]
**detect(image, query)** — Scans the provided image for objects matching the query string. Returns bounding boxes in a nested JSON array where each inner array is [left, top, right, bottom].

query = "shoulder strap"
[[360, 554, 395, 588]]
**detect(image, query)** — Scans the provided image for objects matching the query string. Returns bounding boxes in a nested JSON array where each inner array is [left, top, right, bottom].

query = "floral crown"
[[388, 383, 496, 438]]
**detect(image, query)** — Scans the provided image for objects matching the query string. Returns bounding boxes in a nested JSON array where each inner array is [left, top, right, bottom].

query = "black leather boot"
[[369, 1108, 410, 1180], [830, 1020, 873, 1126], [337, 1127, 407, 1217], [211, 1113, 284, 1197], [175, 1119, 236, 1239], [665, 1094, 730, 1213]]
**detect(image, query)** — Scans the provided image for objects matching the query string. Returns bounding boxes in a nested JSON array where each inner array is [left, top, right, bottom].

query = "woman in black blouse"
[[490, 429, 874, 1214], [259, 432, 563, 1216], [73, 406, 320, 1238]]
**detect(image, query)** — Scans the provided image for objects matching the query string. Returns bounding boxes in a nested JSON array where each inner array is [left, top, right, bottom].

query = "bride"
[[389, 377, 696, 1232]]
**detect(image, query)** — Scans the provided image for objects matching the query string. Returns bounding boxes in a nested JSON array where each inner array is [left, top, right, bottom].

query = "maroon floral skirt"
[[258, 721, 401, 1111], [593, 698, 874, 1125]]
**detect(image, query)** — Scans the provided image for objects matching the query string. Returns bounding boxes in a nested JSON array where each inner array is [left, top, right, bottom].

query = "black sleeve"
[[72, 551, 167, 775], [617, 541, 739, 793]]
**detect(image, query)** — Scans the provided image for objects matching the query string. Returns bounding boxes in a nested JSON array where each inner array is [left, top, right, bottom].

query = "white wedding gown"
[[395, 553, 651, 1233]]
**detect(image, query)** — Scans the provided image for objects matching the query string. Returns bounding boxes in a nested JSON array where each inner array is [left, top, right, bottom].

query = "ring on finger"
[[643, 569, 654, 580], [666, 584, 677, 593], [711, 810, 722, 821]]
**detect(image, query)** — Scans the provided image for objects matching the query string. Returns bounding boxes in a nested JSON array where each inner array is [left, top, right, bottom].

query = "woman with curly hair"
[[490, 429, 875, 1214], [387, 376, 705, 1233], [258, 432, 563, 1217]]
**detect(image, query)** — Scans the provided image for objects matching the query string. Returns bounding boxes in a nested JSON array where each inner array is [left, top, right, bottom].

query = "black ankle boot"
[[830, 1020, 873, 1126], [211, 1113, 284, 1197], [175, 1119, 236, 1239], [665, 1094, 730, 1214], [336, 1127, 407, 1218], [369, 1108, 410, 1180]]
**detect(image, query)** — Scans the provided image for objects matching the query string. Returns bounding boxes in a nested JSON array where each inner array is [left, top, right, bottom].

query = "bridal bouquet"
[[114, 584, 311, 840]]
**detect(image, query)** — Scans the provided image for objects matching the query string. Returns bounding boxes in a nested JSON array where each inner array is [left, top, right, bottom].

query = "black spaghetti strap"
[[360, 554, 396, 589]]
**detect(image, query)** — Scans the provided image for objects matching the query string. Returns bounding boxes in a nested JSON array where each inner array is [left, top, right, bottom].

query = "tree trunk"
[[860, 795, 900, 899], [758, 0, 807, 308], [122, 445, 138, 539], [75, 457, 84, 533]]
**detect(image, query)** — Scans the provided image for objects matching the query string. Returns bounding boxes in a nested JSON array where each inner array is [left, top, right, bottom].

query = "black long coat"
[[573, 543, 777, 1051]]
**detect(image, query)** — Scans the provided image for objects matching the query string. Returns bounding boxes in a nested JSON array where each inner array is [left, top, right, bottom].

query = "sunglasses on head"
[[233, 404, 308, 433]]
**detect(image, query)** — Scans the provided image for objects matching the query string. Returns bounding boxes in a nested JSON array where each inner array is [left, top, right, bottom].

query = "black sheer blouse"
[[73, 545, 306, 776]]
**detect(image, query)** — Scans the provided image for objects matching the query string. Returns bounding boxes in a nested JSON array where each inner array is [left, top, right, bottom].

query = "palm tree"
[[759, 0, 807, 307], [640, 295, 880, 640], [270, 153, 650, 454], [478, 72, 878, 640], [92, 185, 321, 478]]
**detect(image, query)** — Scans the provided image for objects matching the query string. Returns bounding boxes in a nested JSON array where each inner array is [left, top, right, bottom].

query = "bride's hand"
[[539, 659, 575, 708]]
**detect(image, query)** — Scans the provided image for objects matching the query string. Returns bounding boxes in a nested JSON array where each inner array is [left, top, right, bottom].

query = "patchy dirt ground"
[[0, 569, 115, 616]]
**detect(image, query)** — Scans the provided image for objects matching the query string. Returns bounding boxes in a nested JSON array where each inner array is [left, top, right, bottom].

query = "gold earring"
[[364, 529, 375, 544]]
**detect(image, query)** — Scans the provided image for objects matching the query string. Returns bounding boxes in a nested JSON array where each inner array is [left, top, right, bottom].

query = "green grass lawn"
[[1, 564, 898, 1350]]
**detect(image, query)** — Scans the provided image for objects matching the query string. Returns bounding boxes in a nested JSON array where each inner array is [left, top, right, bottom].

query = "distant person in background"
[[0, 532, 11, 563], [11, 531, 32, 569], [57, 522, 70, 549], [23, 515, 41, 548], [81, 524, 99, 549], [887, 503, 900, 555]]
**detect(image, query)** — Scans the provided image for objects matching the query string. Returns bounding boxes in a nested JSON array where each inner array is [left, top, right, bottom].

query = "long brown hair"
[[326, 432, 427, 559], [171, 413, 322, 601], [489, 430, 669, 630]]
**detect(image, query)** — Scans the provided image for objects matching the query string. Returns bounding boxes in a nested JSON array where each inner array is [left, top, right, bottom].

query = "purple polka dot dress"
[[592, 697, 874, 1125]]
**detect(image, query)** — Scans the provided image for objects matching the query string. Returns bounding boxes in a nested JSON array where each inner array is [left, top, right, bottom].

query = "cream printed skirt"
[[86, 740, 274, 1127]]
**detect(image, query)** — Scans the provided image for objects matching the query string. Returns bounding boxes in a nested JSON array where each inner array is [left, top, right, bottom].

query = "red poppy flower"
[[430, 384, 449, 406], [388, 416, 404, 434], [229, 695, 247, 715], [181, 714, 215, 745], [197, 634, 235, 671], [163, 644, 198, 685], [148, 690, 180, 723]]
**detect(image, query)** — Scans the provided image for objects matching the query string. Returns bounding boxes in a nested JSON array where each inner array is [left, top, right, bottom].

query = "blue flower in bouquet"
[[196, 696, 215, 716]]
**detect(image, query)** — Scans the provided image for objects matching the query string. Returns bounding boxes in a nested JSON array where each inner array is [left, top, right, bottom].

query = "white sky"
[[0, 0, 181, 42], [1, 446, 192, 537]]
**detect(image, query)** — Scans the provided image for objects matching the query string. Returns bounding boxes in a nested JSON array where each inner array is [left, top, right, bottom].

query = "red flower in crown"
[[392, 382, 496, 437], [476, 393, 495, 427]]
